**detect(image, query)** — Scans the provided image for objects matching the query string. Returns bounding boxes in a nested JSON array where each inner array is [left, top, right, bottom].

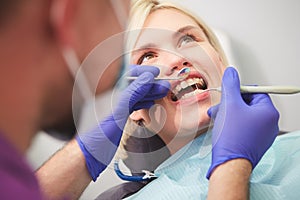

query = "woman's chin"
[[175, 120, 210, 136]]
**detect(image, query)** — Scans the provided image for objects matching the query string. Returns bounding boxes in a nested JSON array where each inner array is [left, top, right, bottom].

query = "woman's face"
[[129, 8, 225, 142]]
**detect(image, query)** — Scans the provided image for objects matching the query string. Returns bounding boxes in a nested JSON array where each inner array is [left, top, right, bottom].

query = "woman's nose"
[[164, 54, 192, 76]]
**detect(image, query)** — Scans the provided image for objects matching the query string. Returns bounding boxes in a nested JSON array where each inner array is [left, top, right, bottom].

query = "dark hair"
[[0, 0, 21, 24]]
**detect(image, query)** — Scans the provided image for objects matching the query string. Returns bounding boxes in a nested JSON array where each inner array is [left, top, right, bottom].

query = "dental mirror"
[[126, 67, 190, 81]]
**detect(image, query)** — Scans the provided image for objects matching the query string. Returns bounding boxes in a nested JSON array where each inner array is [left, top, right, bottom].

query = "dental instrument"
[[203, 85, 300, 95], [114, 160, 157, 182], [127, 67, 300, 94], [126, 67, 190, 81]]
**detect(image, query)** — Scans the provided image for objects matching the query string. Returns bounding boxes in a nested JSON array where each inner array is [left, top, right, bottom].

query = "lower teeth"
[[182, 89, 201, 99], [173, 89, 206, 101]]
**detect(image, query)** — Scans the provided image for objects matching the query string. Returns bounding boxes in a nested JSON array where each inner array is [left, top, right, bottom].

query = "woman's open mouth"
[[170, 73, 208, 102]]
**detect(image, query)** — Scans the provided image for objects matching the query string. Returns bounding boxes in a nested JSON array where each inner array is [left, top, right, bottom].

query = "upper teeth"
[[173, 78, 206, 95]]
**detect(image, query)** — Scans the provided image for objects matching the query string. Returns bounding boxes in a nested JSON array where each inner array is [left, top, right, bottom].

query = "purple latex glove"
[[77, 65, 170, 181], [206, 67, 279, 179]]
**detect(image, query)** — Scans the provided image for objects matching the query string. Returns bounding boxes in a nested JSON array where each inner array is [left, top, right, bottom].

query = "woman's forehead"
[[133, 26, 202, 51], [133, 9, 205, 50], [144, 8, 199, 30]]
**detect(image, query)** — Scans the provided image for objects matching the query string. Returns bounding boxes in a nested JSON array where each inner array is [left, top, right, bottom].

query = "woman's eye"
[[178, 34, 196, 48], [138, 52, 156, 64]]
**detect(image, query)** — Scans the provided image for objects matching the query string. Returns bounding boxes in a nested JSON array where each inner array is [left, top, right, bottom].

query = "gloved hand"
[[77, 65, 170, 181], [206, 67, 279, 179]]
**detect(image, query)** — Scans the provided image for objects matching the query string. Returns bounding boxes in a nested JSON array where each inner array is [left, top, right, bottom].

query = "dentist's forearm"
[[36, 139, 92, 200], [207, 159, 252, 200]]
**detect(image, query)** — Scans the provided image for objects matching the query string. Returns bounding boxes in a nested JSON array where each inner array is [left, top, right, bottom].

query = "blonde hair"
[[125, 0, 228, 65]]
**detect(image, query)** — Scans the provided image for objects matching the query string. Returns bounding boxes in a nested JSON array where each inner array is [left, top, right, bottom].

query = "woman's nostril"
[[183, 61, 189, 66], [171, 66, 178, 73], [166, 66, 178, 75]]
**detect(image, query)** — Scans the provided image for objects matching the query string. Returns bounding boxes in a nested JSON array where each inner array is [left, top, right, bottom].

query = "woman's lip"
[[170, 70, 207, 90], [167, 69, 210, 105], [167, 89, 210, 106]]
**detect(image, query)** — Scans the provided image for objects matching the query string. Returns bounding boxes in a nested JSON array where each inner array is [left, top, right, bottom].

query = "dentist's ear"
[[49, 0, 78, 46]]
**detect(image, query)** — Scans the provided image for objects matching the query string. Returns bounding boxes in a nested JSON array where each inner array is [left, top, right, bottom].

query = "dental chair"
[[96, 127, 170, 200]]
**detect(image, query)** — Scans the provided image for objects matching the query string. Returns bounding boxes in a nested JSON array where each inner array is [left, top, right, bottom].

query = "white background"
[[27, 0, 300, 199]]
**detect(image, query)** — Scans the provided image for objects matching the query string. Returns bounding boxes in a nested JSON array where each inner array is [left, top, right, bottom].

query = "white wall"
[[174, 0, 300, 131]]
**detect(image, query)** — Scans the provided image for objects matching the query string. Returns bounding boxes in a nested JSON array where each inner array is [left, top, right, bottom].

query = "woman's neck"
[[159, 128, 208, 155], [166, 137, 194, 155]]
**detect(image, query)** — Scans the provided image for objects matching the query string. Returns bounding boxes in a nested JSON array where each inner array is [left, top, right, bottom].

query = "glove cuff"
[[206, 155, 251, 179], [76, 136, 106, 181]]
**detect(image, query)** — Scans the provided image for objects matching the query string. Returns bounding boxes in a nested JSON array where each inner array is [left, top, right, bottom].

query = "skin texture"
[[129, 8, 224, 154], [207, 159, 252, 200], [36, 140, 91, 200]]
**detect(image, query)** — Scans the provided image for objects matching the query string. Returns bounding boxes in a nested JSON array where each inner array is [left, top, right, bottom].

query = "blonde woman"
[[96, 1, 300, 199]]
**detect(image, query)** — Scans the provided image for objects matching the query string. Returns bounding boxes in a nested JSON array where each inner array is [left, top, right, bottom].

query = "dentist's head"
[[0, 0, 130, 151]]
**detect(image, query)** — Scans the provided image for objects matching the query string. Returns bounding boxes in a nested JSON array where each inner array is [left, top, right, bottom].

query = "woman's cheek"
[[146, 100, 168, 133], [180, 44, 223, 84]]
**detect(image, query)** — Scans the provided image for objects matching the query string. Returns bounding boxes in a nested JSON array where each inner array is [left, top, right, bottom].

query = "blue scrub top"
[[125, 130, 300, 200]]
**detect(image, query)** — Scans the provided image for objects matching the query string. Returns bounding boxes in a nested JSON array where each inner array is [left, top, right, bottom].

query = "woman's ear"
[[130, 110, 144, 121], [130, 109, 150, 126]]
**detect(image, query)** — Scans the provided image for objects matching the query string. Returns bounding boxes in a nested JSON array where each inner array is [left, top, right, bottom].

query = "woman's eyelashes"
[[137, 51, 157, 64], [177, 33, 199, 48], [136, 33, 203, 65]]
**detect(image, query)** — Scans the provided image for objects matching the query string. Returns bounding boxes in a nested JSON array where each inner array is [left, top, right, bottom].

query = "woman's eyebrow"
[[173, 25, 202, 38], [133, 25, 202, 53], [133, 43, 158, 51]]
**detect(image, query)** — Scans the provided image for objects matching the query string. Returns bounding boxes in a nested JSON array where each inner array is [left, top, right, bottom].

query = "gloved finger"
[[221, 67, 243, 103], [142, 80, 170, 101], [248, 93, 279, 123], [123, 72, 155, 111], [126, 72, 154, 95], [129, 65, 160, 77], [207, 104, 219, 119], [133, 101, 155, 111], [143, 93, 168, 101], [242, 93, 273, 106]]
